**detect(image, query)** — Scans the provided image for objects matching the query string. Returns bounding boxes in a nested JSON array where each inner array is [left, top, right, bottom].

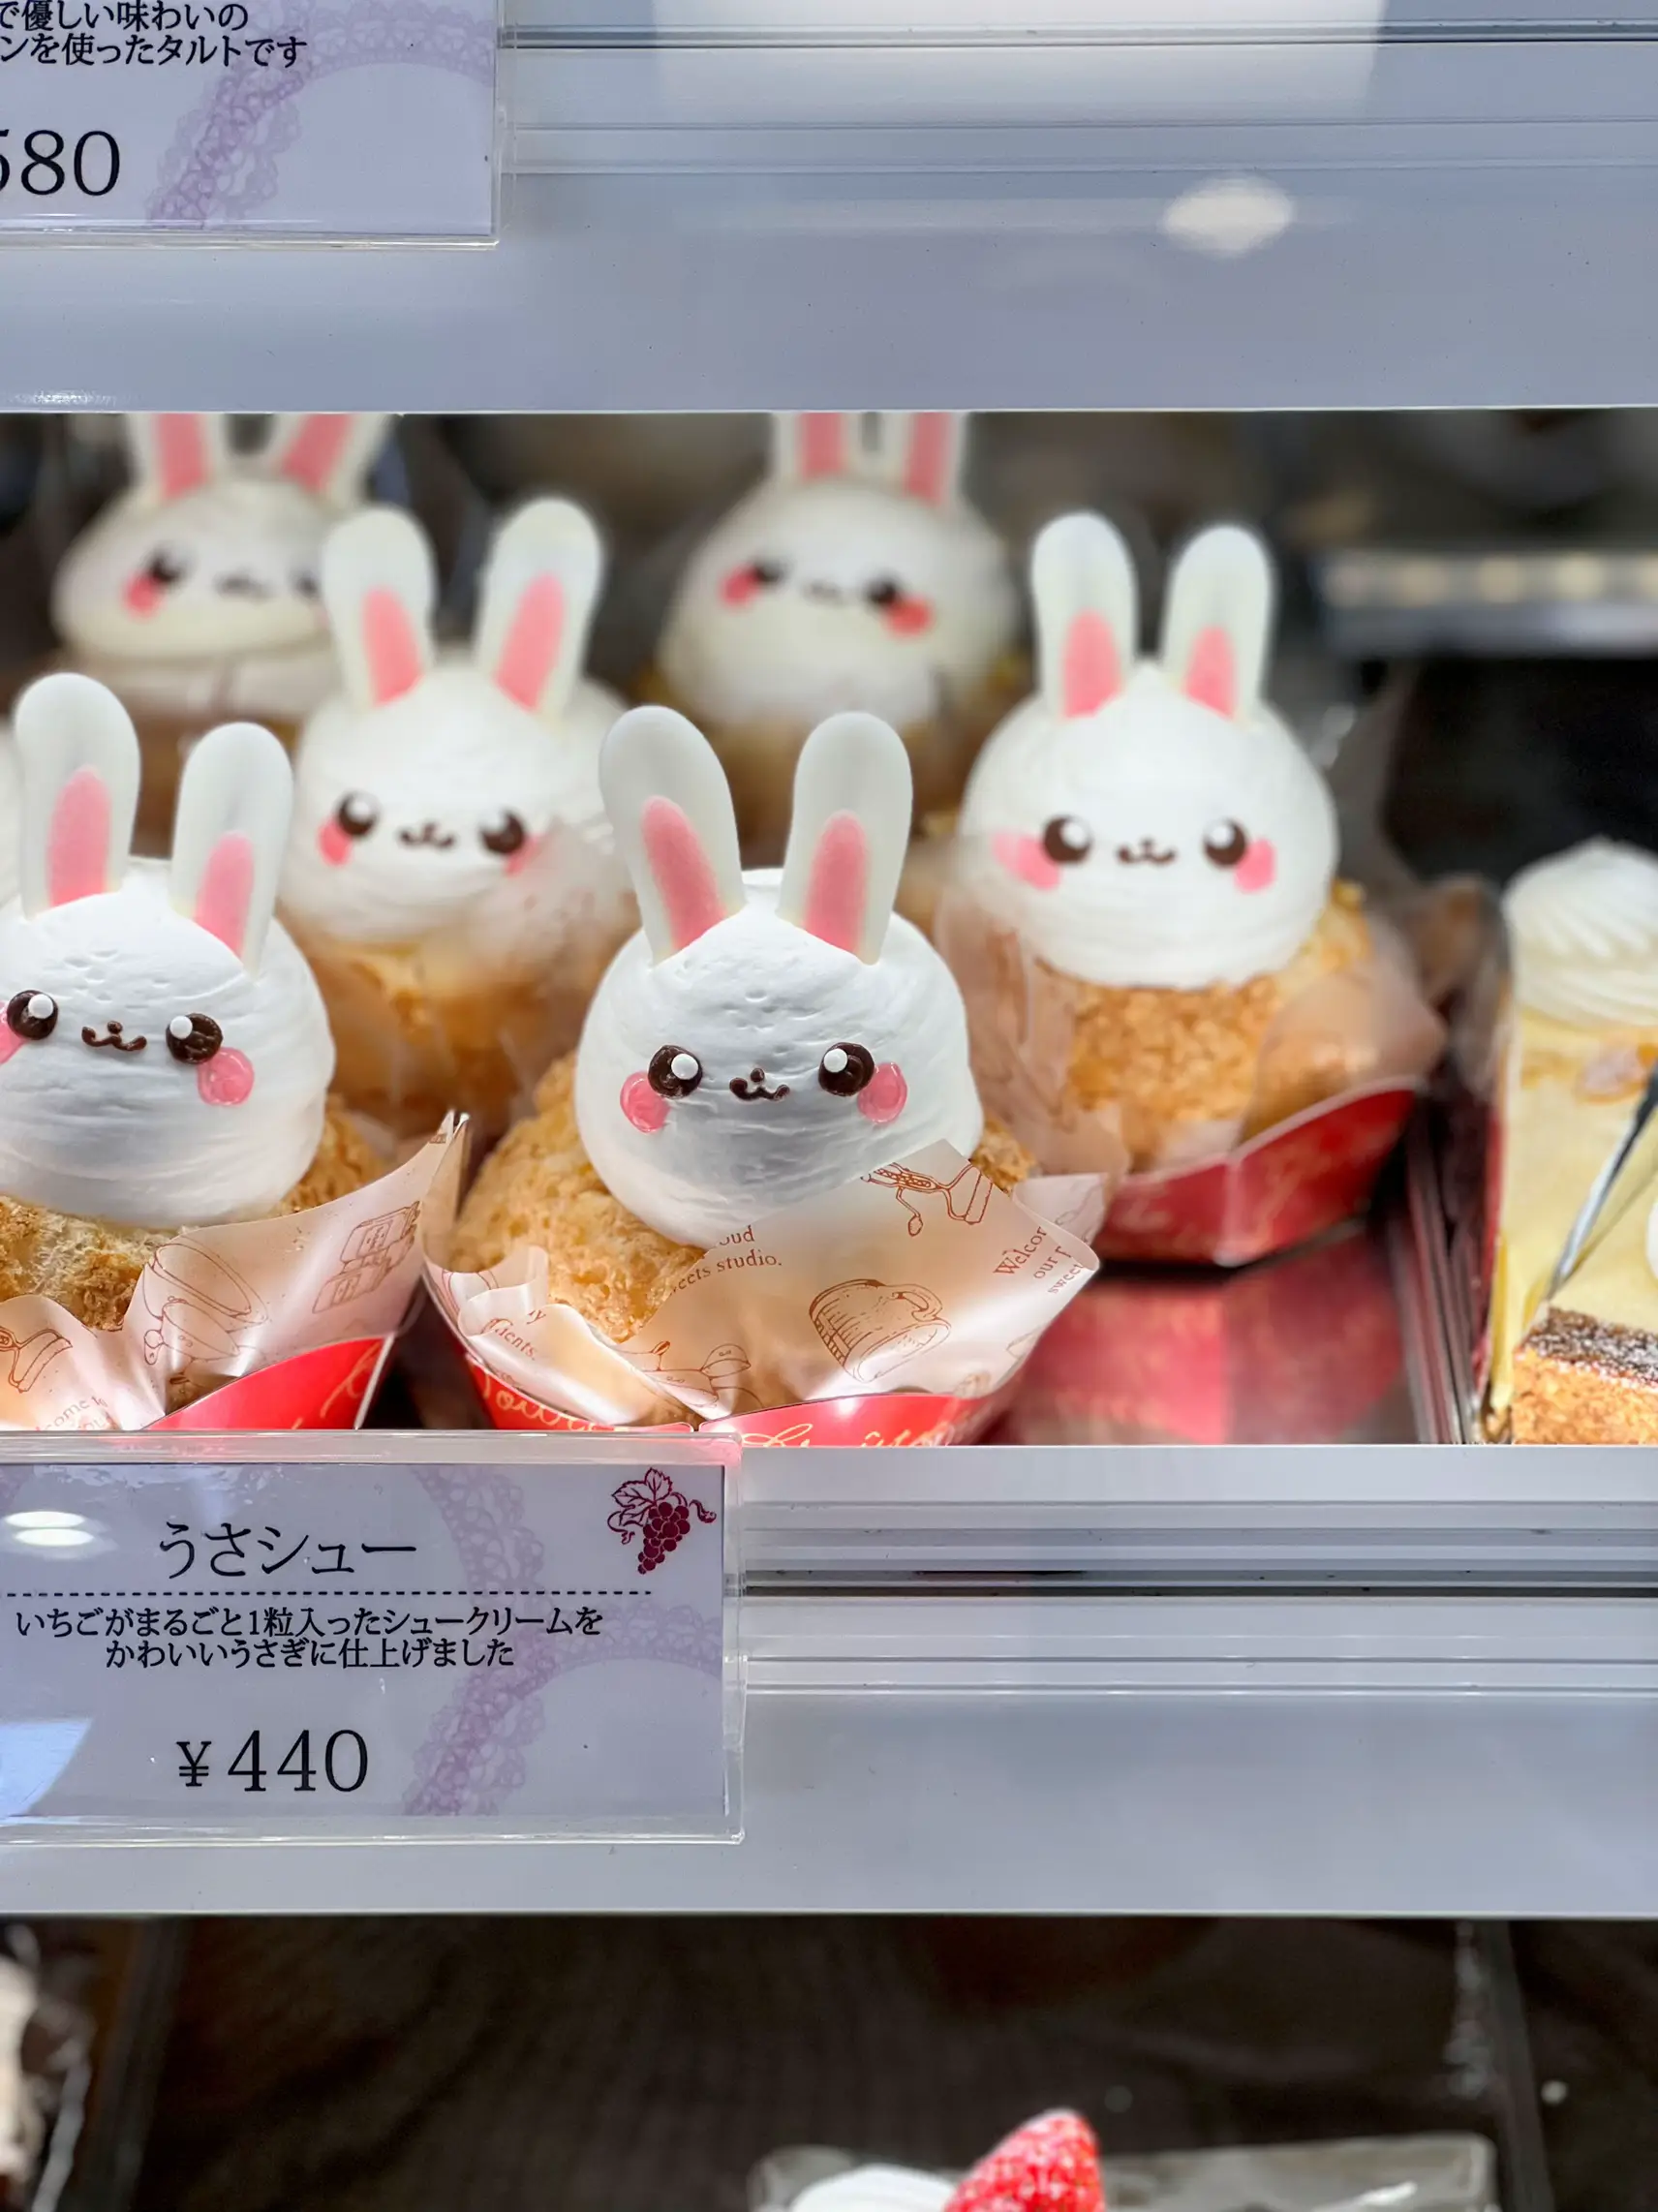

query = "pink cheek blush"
[[505, 833, 543, 879], [720, 567, 762, 608], [198, 1049, 255, 1107], [622, 1072, 669, 1134], [858, 1062, 907, 1125], [993, 831, 1061, 892], [318, 819, 353, 867], [122, 572, 164, 617], [0, 1028, 28, 1066], [883, 597, 934, 636], [1235, 839, 1277, 895]]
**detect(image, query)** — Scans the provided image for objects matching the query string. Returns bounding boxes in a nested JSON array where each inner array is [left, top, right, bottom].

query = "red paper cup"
[[148, 1336, 396, 1431], [462, 1348, 1013, 1447], [1097, 1081, 1419, 1267]]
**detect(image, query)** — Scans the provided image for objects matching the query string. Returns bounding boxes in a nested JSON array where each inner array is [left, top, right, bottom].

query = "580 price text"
[[0, 129, 120, 198], [174, 1728, 370, 1797]]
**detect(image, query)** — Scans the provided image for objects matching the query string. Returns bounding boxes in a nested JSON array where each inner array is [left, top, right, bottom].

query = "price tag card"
[[0, 1436, 738, 1839], [0, 0, 499, 235]]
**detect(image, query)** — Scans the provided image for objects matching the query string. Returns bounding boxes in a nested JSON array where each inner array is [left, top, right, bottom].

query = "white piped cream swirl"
[[1505, 839, 1658, 1029]]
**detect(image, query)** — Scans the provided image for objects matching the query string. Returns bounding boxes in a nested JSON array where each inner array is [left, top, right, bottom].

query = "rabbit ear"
[[1160, 524, 1274, 722], [871, 413, 967, 506], [262, 413, 389, 505], [771, 414, 859, 484], [14, 673, 139, 916], [169, 722, 292, 969], [600, 707, 745, 963], [778, 712, 912, 964], [473, 498, 602, 722], [321, 507, 435, 711], [1032, 512, 1137, 720], [125, 415, 228, 504]]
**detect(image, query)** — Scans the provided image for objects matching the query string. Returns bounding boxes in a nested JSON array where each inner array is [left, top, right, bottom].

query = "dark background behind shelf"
[[121, 1919, 1657, 2212]]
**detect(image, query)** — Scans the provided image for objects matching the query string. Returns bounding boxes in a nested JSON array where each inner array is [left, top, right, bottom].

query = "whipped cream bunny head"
[[280, 498, 620, 946], [575, 705, 984, 1248], [658, 413, 1019, 735], [959, 515, 1337, 991], [0, 675, 333, 1228], [52, 414, 389, 663]]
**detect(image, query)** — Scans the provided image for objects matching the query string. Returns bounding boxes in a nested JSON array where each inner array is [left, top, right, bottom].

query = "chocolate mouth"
[[82, 1022, 146, 1054], [398, 823, 458, 850], [1115, 841, 1177, 867], [729, 1069, 790, 1102]]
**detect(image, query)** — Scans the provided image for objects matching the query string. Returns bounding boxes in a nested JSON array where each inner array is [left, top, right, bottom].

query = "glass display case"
[[0, 3, 1652, 2152]]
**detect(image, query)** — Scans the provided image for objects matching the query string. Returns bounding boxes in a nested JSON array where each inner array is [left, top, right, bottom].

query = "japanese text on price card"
[[0, 0, 499, 234], [0, 1440, 738, 1837]]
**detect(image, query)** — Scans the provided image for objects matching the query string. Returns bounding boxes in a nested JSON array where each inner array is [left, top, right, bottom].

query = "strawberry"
[[942, 2111, 1105, 2212]]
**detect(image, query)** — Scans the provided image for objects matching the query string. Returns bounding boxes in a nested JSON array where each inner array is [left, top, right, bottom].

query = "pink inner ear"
[[1062, 610, 1121, 717], [641, 796, 729, 952], [362, 586, 423, 705], [493, 574, 565, 710], [195, 832, 256, 956], [1184, 625, 1237, 717], [802, 812, 868, 954], [277, 415, 353, 496], [797, 415, 845, 479], [152, 415, 212, 501], [902, 414, 954, 505], [47, 768, 111, 907]]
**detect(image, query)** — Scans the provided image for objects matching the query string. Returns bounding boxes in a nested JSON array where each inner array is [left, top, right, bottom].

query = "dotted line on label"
[[4, 1589, 647, 1601]]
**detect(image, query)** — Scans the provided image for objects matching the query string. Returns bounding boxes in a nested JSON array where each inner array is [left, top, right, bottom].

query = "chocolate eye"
[[335, 792, 379, 840], [144, 548, 189, 588], [750, 559, 786, 588], [865, 577, 904, 609], [649, 1045, 703, 1098], [479, 811, 529, 858], [5, 990, 57, 1041], [1041, 816, 1093, 866], [293, 570, 320, 599], [818, 1042, 875, 1097], [166, 1013, 223, 1065], [1203, 819, 1249, 868]]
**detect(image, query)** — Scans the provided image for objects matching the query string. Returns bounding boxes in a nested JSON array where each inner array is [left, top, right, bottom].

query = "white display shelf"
[[1, 1436, 1654, 1916], [6, 16, 1658, 410]]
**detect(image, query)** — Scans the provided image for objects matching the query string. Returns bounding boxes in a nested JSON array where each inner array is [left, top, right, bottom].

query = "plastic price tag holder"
[[0, 1431, 741, 1842], [0, 0, 502, 237]]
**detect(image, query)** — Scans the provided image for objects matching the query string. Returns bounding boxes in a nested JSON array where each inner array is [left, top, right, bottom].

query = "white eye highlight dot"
[[822, 1048, 849, 1076], [26, 995, 53, 1023], [169, 1016, 194, 1040], [670, 1052, 699, 1084]]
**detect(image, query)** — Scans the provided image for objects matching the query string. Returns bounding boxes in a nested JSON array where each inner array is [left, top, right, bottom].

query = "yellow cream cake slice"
[[1488, 841, 1658, 1432]]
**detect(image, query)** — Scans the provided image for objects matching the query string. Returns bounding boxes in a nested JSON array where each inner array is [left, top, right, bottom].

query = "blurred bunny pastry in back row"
[[46, 413, 389, 839], [640, 412, 1026, 863]]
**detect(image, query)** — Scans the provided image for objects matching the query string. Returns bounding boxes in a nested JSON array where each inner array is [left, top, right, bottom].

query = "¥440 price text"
[[174, 1728, 369, 1795], [0, 128, 119, 196]]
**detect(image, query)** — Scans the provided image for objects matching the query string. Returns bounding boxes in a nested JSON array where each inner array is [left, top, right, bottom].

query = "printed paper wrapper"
[[0, 1121, 463, 1432], [935, 870, 1446, 1266], [998, 1223, 1406, 1445], [426, 1142, 1105, 1444], [287, 819, 635, 1147]]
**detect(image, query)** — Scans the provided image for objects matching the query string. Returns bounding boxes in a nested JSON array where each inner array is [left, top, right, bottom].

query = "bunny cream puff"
[[642, 413, 1024, 861], [49, 413, 389, 839], [951, 515, 1376, 1172], [279, 499, 632, 1142], [0, 675, 377, 1331], [450, 706, 1031, 1342]]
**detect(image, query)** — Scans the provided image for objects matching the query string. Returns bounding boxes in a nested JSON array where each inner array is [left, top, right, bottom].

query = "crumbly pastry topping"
[[1505, 838, 1658, 1028]]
